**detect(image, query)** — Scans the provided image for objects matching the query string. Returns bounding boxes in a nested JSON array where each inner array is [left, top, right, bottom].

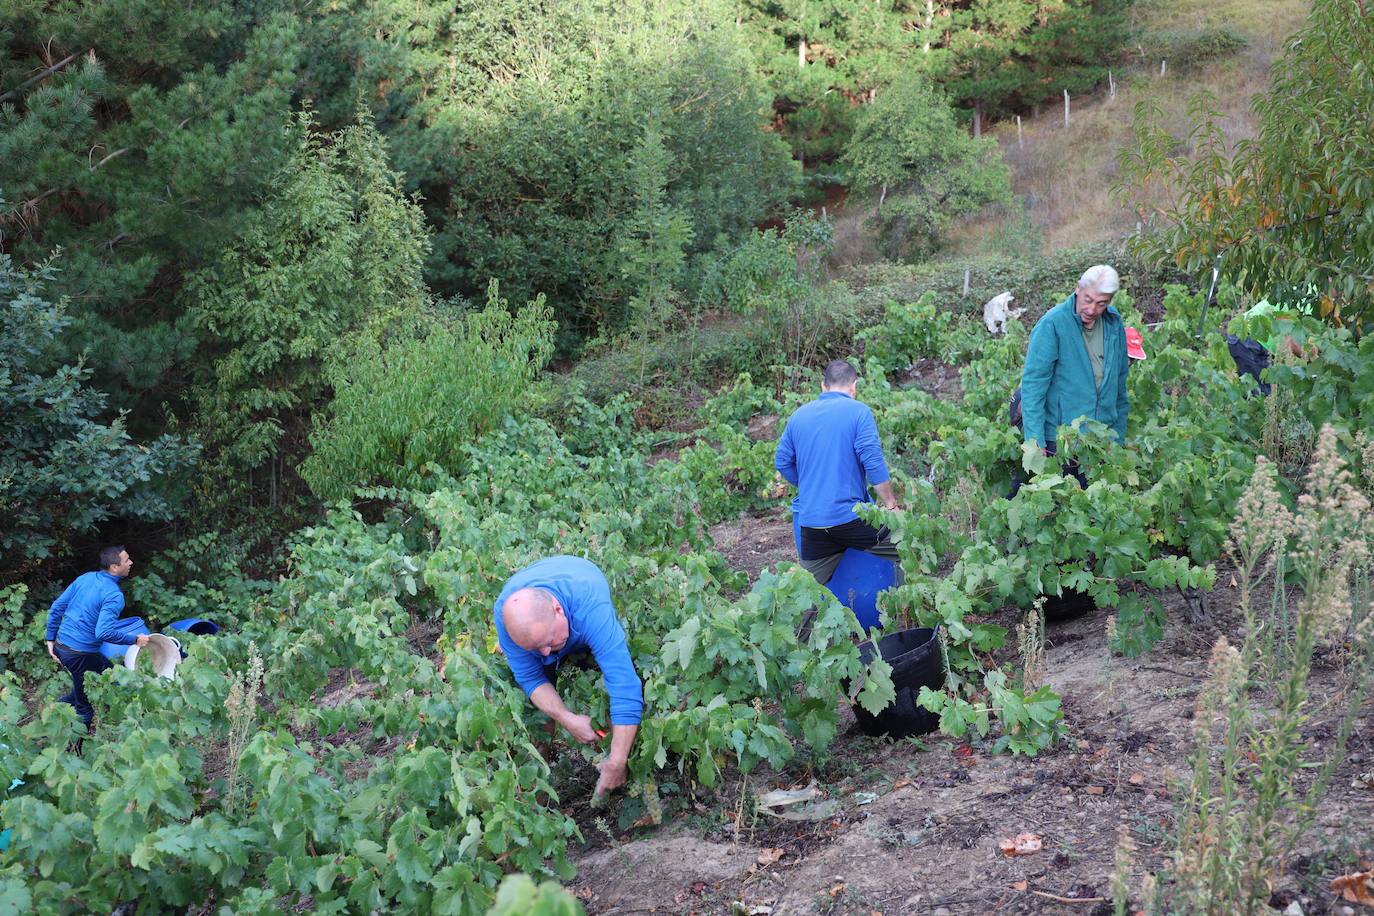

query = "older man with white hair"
[[1016, 265, 1130, 490]]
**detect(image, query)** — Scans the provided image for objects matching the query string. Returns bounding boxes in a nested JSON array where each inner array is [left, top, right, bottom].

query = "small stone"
[[1282, 903, 1303, 916]]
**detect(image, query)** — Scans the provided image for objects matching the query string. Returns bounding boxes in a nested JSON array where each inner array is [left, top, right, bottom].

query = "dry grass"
[[941, 0, 1311, 256]]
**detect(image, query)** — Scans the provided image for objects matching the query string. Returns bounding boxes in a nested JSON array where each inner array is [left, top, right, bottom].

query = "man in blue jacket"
[[1018, 264, 1130, 490], [45, 545, 150, 730], [775, 360, 900, 585], [494, 556, 643, 798]]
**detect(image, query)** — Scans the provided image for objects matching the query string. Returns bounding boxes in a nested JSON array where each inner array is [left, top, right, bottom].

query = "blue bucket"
[[99, 617, 153, 662], [166, 618, 220, 636], [793, 517, 896, 633]]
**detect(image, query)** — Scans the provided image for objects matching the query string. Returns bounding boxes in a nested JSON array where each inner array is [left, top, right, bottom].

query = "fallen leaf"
[[1084, 785, 1105, 795], [953, 743, 974, 759], [1012, 880, 1029, 891], [828, 880, 846, 898], [1352, 772, 1374, 790], [1128, 773, 1146, 786], [853, 791, 879, 805], [893, 777, 913, 789], [1230, 574, 1238, 587], [756, 848, 784, 866], [999, 833, 1043, 856], [1331, 869, 1374, 905]]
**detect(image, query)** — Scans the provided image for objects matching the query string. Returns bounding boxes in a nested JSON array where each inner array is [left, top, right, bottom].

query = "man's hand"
[[595, 757, 628, 796], [874, 480, 900, 512], [562, 713, 599, 744], [47, 640, 59, 663], [134, 634, 152, 648]]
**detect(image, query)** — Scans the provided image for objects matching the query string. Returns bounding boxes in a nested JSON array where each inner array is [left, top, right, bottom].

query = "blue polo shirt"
[[45, 571, 131, 653], [493, 556, 644, 726], [774, 391, 891, 528]]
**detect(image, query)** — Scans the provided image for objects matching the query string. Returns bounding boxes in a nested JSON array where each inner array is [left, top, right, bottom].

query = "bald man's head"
[[502, 587, 569, 657]]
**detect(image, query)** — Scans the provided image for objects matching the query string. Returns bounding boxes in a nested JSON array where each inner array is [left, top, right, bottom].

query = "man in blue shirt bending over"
[[775, 359, 900, 585], [494, 556, 643, 798], [45, 545, 150, 730]]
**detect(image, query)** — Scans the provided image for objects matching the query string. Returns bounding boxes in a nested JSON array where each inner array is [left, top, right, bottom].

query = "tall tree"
[[0, 2, 301, 424], [841, 72, 1012, 255], [301, 0, 797, 340], [0, 253, 195, 587], [187, 117, 430, 505]]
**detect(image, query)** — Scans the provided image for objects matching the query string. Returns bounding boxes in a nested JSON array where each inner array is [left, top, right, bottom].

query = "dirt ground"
[[570, 519, 1374, 916]]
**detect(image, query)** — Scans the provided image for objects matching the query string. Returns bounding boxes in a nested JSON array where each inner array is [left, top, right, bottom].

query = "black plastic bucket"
[[1041, 587, 1095, 622], [851, 626, 944, 739]]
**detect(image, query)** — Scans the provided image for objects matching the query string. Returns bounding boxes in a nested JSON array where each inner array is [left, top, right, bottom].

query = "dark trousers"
[[1009, 440, 1088, 499], [55, 645, 111, 730], [799, 519, 903, 586]]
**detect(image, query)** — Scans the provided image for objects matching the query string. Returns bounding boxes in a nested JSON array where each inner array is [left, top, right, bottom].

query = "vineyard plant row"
[[2, 284, 1371, 913]]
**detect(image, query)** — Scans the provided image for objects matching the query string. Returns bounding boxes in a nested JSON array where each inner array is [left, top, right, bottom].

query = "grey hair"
[[1078, 264, 1120, 295]]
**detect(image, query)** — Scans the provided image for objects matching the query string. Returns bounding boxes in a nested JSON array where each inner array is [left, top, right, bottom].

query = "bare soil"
[[570, 537, 1374, 916], [896, 359, 965, 403]]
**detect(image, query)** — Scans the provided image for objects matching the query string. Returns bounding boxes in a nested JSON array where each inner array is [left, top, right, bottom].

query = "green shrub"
[[301, 281, 556, 502], [0, 255, 196, 586], [841, 73, 1011, 257], [1150, 26, 1248, 71]]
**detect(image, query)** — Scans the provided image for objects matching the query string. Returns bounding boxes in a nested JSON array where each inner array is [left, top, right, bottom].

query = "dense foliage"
[[0, 257, 195, 589], [11, 0, 1367, 911], [1117, 0, 1374, 331], [736, 0, 1131, 162], [5, 248, 1372, 910], [841, 73, 1012, 256]]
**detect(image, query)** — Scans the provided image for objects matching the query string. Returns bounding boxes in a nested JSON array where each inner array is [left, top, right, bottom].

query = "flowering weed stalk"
[[1171, 426, 1373, 914]]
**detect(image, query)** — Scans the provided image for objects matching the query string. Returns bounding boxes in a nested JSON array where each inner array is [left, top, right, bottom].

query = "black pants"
[[55, 645, 111, 730], [799, 519, 902, 586], [1008, 440, 1088, 499]]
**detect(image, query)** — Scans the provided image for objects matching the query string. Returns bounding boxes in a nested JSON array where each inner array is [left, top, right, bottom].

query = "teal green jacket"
[[1020, 293, 1129, 447]]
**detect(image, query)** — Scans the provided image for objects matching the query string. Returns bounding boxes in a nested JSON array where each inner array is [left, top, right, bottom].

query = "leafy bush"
[[841, 73, 1011, 257], [698, 212, 859, 368], [0, 256, 196, 587], [859, 292, 987, 370], [1150, 26, 1247, 71], [188, 117, 430, 497], [301, 282, 556, 502], [1118, 0, 1374, 330]]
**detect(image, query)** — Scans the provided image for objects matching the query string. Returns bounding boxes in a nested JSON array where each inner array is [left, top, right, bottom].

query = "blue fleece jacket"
[[774, 391, 891, 528], [1020, 293, 1130, 448], [494, 556, 644, 726], [45, 571, 131, 653]]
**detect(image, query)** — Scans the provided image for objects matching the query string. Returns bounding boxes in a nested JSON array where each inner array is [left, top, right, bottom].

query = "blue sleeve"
[[1115, 330, 1129, 443], [1021, 319, 1058, 447], [93, 587, 131, 645], [495, 608, 551, 697], [45, 582, 76, 641], [853, 409, 890, 486], [774, 425, 798, 486], [581, 600, 643, 726]]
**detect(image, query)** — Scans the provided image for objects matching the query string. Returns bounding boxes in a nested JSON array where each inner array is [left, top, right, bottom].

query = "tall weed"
[[1171, 429, 1373, 914]]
